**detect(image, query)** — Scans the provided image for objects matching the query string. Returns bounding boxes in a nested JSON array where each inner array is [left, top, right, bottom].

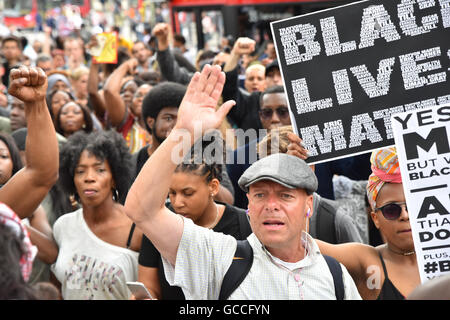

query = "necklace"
[[206, 203, 220, 229], [387, 244, 415, 256]]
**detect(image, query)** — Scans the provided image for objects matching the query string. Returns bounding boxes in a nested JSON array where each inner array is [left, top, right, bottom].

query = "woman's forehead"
[[77, 150, 106, 165], [376, 182, 405, 205]]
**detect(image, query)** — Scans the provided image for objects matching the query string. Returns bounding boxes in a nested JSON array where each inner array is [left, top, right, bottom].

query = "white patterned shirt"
[[51, 209, 139, 300], [162, 217, 362, 300]]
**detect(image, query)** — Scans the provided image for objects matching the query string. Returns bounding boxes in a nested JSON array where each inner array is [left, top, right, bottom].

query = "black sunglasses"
[[375, 202, 408, 220], [258, 107, 290, 120]]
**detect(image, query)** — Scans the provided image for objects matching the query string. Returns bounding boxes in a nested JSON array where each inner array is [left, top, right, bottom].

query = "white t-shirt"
[[51, 208, 139, 300], [162, 217, 362, 300]]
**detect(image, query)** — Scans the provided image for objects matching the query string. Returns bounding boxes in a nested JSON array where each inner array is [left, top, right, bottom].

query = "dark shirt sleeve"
[[223, 66, 250, 126], [222, 66, 263, 130], [226, 145, 252, 209], [133, 146, 149, 180], [222, 66, 240, 104], [156, 49, 193, 85]]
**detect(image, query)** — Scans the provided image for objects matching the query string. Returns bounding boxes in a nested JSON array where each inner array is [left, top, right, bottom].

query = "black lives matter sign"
[[271, 0, 450, 164], [392, 105, 450, 283]]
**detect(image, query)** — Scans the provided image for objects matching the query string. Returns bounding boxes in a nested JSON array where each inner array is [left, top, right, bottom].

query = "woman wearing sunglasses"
[[316, 147, 420, 299]]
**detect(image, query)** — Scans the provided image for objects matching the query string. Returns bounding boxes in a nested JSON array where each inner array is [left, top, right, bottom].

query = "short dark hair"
[[141, 82, 186, 133], [135, 71, 161, 86], [1, 36, 22, 50], [173, 34, 186, 45], [197, 50, 217, 70], [259, 85, 285, 106], [59, 130, 133, 204]]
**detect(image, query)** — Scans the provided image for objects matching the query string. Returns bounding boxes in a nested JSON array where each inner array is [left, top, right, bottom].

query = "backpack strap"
[[323, 255, 345, 300], [126, 223, 136, 249], [219, 239, 253, 300]]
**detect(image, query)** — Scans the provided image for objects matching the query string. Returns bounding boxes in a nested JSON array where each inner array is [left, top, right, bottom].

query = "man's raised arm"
[[124, 65, 235, 265]]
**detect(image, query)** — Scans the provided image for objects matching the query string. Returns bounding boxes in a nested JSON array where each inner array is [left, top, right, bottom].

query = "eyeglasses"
[[375, 202, 408, 220], [258, 107, 290, 120]]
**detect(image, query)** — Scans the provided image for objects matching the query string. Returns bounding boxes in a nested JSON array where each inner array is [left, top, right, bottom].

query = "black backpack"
[[219, 240, 345, 300]]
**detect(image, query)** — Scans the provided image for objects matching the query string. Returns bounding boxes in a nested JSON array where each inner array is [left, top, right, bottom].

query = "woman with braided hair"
[[136, 130, 252, 300]]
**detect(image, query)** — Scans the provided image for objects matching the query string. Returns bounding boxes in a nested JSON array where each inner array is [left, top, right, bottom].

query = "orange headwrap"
[[366, 147, 402, 210]]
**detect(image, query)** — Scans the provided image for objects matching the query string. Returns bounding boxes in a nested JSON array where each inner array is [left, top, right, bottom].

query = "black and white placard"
[[392, 104, 450, 283], [271, 0, 450, 164]]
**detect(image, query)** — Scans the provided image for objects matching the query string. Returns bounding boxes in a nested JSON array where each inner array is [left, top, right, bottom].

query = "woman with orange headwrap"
[[316, 147, 420, 299]]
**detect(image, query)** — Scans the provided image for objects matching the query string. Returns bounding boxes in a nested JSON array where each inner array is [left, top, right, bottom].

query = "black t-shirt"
[[134, 145, 150, 179], [138, 202, 252, 300]]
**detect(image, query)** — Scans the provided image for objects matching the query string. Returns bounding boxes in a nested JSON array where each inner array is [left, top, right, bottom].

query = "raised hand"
[[174, 64, 235, 135], [286, 132, 309, 160], [8, 66, 47, 103], [224, 37, 256, 72], [123, 58, 138, 75], [232, 37, 256, 57], [152, 23, 171, 51]]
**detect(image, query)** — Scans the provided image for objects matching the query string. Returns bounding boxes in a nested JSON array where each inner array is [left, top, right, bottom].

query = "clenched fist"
[[122, 58, 139, 75], [231, 37, 256, 57], [8, 66, 47, 103], [152, 23, 171, 51]]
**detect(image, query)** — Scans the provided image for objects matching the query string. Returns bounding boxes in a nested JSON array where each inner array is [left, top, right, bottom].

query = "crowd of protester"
[[0, 8, 447, 301]]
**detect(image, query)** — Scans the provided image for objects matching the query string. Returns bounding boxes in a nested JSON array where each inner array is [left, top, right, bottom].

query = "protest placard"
[[392, 104, 450, 283], [91, 32, 118, 64], [271, 0, 450, 164]]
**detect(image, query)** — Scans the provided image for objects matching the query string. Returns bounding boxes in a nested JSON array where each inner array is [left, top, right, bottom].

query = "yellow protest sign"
[[92, 32, 118, 64]]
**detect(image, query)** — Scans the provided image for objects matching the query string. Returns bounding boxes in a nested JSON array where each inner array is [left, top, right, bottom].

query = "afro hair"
[[141, 81, 186, 133], [58, 130, 133, 204]]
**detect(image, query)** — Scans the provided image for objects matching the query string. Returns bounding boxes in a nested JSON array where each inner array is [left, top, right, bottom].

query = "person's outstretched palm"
[[175, 64, 235, 135], [8, 67, 47, 103]]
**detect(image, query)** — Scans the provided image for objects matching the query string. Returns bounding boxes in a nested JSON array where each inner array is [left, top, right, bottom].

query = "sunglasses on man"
[[258, 107, 290, 120], [375, 202, 408, 220]]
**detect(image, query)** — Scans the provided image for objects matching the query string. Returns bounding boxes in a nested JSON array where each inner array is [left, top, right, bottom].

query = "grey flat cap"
[[238, 153, 318, 193]]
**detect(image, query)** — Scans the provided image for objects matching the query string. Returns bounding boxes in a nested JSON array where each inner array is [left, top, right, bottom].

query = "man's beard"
[[152, 123, 166, 145]]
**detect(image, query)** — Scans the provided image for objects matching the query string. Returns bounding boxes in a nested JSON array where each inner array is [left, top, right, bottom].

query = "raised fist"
[[152, 23, 170, 40], [8, 66, 47, 103], [152, 23, 171, 51], [232, 37, 256, 57], [123, 58, 139, 75]]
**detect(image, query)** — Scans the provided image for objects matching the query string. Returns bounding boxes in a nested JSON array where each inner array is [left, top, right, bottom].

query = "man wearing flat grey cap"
[[233, 153, 360, 299], [238, 153, 318, 193], [125, 65, 361, 300]]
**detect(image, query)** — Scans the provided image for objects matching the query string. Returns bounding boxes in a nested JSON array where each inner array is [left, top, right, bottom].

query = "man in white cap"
[[125, 64, 361, 300]]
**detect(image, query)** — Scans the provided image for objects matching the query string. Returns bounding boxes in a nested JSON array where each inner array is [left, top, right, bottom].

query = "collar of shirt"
[[248, 232, 321, 271]]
